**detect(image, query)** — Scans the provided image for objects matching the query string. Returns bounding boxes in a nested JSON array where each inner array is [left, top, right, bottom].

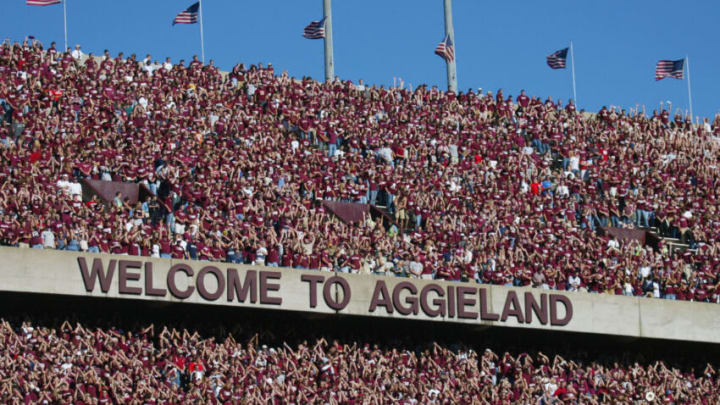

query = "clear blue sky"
[[3, 0, 719, 119]]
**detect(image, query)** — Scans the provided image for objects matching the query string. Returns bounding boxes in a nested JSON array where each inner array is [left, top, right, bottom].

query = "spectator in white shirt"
[[141, 60, 156, 76], [568, 273, 582, 291], [41, 228, 55, 249], [556, 182, 569, 198], [56, 174, 72, 193], [71, 45, 84, 60]]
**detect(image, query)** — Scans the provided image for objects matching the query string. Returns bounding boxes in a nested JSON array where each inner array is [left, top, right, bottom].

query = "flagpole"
[[63, 0, 68, 52], [685, 55, 693, 123], [570, 41, 577, 105], [443, 0, 458, 92], [198, 0, 205, 63], [323, 0, 335, 82]]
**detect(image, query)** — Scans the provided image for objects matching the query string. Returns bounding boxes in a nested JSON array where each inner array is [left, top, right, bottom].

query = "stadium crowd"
[[1, 315, 718, 404], [2, 37, 720, 303]]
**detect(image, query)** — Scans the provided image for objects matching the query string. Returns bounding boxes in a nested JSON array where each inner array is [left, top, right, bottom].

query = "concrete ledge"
[[0, 247, 718, 343]]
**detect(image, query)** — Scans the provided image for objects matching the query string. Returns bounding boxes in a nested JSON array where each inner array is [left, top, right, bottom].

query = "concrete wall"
[[1, 247, 718, 344]]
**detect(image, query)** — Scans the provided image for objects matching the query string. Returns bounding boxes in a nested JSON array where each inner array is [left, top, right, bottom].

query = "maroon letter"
[[479, 288, 500, 321], [323, 276, 351, 310], [420, 284, 446, 317], [259, 271, 282, 305], [301, 274, 325, 308], [500, 291, 525, 323], [368, 280, 393, 313], [167, 264, 194, 299], [227, 269, 257, 303], [392, 282, 418, 315], [78, 257, 116, 293], [118, 260, 142, 295], [447, 286, 456, 318], [144, 262, 167, 297], [456, 286, 478, 319], [197, 266, 225, 301], [524, 292, 548, 325], [550, 294, 573, 326]]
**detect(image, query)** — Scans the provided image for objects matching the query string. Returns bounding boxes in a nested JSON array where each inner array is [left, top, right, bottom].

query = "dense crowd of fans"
[[2, 37, 720, 303], [0, 313, 718, 404]]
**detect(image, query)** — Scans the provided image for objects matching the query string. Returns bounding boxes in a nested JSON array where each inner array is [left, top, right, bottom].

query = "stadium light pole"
[[323, 0, 335, 82], [443, 0, 458, 93]]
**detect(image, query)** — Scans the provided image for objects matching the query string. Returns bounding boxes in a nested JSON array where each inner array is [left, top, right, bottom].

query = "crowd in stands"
[[2, 37, 720, 303], [1, 314, 718, 404]]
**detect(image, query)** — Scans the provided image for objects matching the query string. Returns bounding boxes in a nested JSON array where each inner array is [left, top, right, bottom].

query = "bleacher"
[[2, 35, 720, 403], [2, 38, 720, 304]]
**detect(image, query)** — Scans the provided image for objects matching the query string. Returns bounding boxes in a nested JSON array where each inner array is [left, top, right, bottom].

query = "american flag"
[[655, 59, 684, 81], [303, 17, 326, 39], [546, 48, 568, 69], [173, 2, 199, 25], [26, 0, 61, 5], [434, 35, 455, 63]]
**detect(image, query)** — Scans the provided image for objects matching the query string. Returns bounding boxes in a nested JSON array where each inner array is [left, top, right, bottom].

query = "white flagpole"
[[685, 55, 693, 123], [443, 0, 458, 92], [570, 41, 577, 105], [63, 0, 68, 52], [198, 0, 205, 63], [323, 0, 335, 82]]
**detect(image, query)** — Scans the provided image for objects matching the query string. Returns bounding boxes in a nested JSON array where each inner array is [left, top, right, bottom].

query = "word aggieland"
[[77, 257, 573, 326]]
